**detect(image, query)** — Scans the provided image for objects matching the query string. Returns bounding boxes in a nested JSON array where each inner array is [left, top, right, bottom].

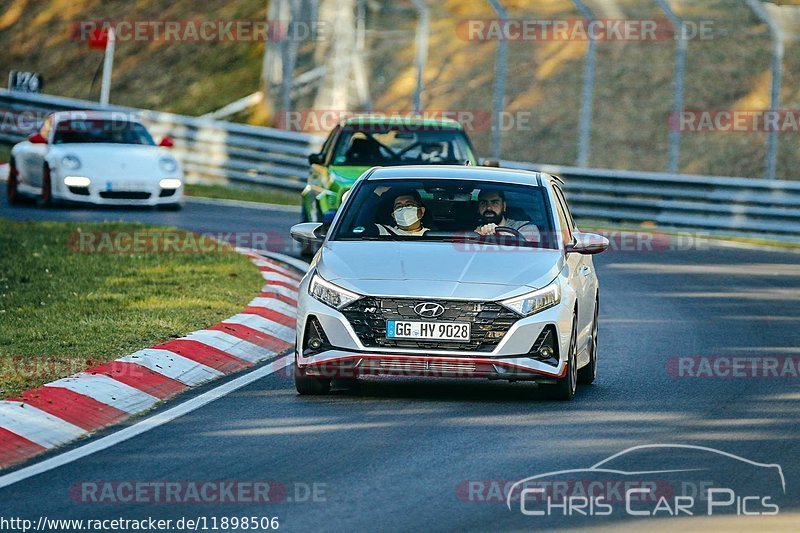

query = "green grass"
[[184, 183, 301, 206], [0, 145, 10, 164], [0, 219, 264, 398]]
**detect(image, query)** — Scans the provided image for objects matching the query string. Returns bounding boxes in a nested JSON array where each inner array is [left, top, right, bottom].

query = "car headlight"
[[159, 178, 182, 189], [159, 156, 178, 173], [309, 273, 360, 309], [62, 155, 81, 170], [500, 279, 561, 317]]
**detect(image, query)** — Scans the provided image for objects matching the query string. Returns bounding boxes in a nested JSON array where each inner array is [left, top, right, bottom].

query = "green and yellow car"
[[301, 116, 478, 228]]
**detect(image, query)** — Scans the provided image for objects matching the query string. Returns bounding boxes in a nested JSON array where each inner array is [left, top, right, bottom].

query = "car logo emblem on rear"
[[414, 302, 445, 318]]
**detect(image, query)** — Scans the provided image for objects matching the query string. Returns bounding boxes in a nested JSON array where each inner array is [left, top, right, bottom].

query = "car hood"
[[50, 144, 177, 179], [316, 241, 563, 300]]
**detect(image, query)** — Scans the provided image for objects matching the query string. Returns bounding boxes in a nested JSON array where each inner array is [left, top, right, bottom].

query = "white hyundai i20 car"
[[290, 166, 609, 400], [7, 111, 183, 208]]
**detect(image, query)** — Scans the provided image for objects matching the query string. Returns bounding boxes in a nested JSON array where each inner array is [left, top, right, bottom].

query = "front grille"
[[377, 359, 478, 373], [341, 297, 519, 352], [68, 186, 90, 196], [99, 191, 151, 200]]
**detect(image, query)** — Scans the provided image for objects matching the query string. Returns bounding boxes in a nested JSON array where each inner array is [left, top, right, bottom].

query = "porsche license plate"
[[386, 320, 470, 341]]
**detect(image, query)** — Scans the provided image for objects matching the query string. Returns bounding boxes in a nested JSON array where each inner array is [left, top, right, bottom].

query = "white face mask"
[[393, 206, 421, 228]]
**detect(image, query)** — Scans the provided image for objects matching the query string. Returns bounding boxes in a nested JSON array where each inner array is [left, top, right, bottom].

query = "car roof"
[[364, 165, 550, 187], [340, 115, 464, 129]]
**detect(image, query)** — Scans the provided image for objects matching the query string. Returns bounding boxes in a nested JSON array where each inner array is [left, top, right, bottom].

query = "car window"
[[553, 185, 576, 231], [52, 120, 156, 145], [552, 187, 573, 245], [331, 128, 472, 166], [38, 115, 53, 141], [319, 125, 339, 161], [331, 178, 557, 249]]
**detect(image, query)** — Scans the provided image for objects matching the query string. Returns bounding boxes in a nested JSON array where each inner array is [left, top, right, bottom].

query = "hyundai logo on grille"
[[414, 302, 445, 318]]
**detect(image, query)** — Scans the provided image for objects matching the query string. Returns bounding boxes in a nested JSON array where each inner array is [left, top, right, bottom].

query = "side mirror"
[[159, 136, 175, 148], [481, 158, 501, 167], [308, 153, 323, 165], [28, 132, 47, 144], [291, 222, 326, 244], [566, 231, 609, 255]]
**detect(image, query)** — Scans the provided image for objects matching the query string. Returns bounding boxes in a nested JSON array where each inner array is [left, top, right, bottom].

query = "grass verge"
[[0, 219, 264, 398], [184, 183, 301, 206]]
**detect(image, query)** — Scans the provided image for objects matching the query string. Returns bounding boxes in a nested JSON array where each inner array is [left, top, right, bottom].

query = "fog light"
[[159, 178, 182, 189], [64, 176, 91, 187], [309, 338, 323, 350], [539, 346, 554, 359]]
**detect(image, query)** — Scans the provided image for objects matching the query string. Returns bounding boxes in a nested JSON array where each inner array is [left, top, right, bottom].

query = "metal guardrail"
[[0, 90, 319, 190], [1, 90, 798, 240], [502, 161, 800, 239]]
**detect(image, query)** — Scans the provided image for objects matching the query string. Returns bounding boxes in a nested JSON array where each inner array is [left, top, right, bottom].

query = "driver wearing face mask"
[[377, 190, 430, 236]]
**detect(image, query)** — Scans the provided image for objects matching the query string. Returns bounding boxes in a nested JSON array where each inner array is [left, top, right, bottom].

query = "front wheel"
[[547, 318, 578, 401], [6, 159, 20, 204], [294, 361, 331, 395]]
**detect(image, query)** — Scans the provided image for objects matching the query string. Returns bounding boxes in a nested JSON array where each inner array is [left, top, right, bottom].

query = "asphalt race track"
[[1, 195, 799, 530]]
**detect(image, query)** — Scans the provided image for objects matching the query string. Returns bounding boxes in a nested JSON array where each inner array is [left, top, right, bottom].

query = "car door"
[[20, 116, 52, 187], [553, 184, 593, 352]]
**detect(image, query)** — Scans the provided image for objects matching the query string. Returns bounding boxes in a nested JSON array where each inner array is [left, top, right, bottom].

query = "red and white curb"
[[0, 248, 307, 470]]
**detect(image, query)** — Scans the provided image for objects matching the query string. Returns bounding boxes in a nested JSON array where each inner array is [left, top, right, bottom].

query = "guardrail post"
[[746, 0, 784, 180], [655, 0, 687, 174], [487, 0, 508, 159], [571, 0, 597, 168], [412, 0, 430, 114]]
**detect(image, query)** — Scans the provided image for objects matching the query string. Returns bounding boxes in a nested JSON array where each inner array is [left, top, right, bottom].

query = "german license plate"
[[386, 320, 470, 341]]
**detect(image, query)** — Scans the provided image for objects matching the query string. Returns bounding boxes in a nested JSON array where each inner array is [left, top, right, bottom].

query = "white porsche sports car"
[[7, 111, 183, 208]]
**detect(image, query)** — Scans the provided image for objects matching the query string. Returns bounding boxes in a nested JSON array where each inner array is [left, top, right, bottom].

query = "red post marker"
[[87, 28, 110, 50]]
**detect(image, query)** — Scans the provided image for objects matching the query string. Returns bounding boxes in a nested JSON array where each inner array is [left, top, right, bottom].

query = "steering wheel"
[[492, 226, 524, 239]]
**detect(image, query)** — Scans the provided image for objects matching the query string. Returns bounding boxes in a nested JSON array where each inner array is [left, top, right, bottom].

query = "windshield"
[[53, 119, 156, 145], [331, 178, 557, 249], [331, 128, 473, 166]]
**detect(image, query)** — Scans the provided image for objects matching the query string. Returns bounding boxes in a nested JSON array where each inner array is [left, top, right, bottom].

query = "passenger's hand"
[[475, 223, 498, 235]]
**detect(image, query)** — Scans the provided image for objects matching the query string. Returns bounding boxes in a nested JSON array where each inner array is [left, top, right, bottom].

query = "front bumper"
[[52, 173, 183, 206], [298, 350, 567, 383], [295, 280, 577, 382]]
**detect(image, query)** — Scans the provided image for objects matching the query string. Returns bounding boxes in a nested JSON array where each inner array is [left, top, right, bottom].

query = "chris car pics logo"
[[506, 444, 785, 518]]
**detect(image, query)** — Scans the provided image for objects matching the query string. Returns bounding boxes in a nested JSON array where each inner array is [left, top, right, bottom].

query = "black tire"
[[547, 317, 578, 401], [7, 159, 20, 204], [294, 362, 331, 395], [40, 165, 53, 207], [578, 296, 599, 385]]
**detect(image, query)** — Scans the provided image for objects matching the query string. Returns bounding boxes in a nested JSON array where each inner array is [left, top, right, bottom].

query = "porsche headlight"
[[309, 273, 360, 309], [501, 279, 561, 317], [61, 155, 81, 170], [159, 156, 178, 173]]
